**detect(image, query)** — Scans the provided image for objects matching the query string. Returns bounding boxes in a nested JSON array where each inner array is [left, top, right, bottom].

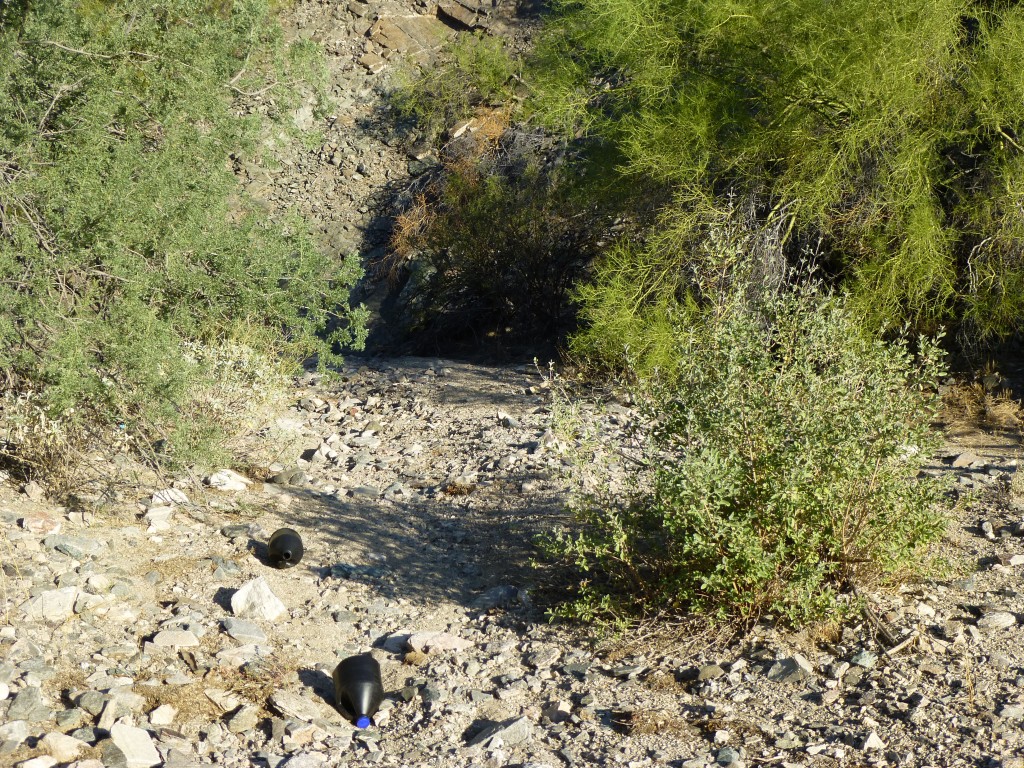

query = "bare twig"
[[228, 80, 281, 98], [40, 40, 112, 59], [38, 80, 82, 133]]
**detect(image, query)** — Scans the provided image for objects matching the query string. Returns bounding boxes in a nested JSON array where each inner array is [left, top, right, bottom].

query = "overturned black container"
[[267, 528, 304, 568], [333, 653, 383, 729]]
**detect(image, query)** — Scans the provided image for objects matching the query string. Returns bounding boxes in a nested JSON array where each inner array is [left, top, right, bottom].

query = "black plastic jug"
[[267, 528, 304, 568], [333, 653, 383, 729]]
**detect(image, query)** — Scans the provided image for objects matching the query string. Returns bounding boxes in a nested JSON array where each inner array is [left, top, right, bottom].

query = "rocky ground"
[[2, 357, 1024, 768], [4, 1, 1024, 767]]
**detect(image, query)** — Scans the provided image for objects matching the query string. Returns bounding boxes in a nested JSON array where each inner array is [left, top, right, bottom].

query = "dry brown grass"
[[598, 615, 739, 664], [464, 104, 511, 147], [383, 193, 434, 287], [618, 708, 700, 738], [941, 379, 1022, 434], [133, 653, 296, 724]]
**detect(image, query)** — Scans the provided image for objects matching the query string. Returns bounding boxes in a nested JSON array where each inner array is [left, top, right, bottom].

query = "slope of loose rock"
[[2, 357, 1024, 768]]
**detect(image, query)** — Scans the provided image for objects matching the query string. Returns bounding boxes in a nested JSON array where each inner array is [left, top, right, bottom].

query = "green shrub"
[[530, 0, 1024, 343], [0, 0, 366, 485], [545, 278, 950, 626], [390, 150, 609, 348], [390, 33, 517, 145]]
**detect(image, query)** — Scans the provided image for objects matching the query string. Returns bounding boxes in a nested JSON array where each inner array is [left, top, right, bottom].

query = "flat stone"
[[216, 643, 264, 667], [952, 451, 981, 468], [850, 650, 877, 669], [766, 654, 815, 684], [358, 53, 386, 74], [109, 723, 161, 768], [22, 480, 45, 501], [20, 513, 62, 535], [204, 469, 252, 492], [269, 691, 324, 722], [142, 506, 173, 532], [152, 488, 189, 506], [43, 535, 105, 558], [39, 732, 88, 761], [227, 704, 261, 733], [437, 0, 480, 28], [407, 631, 473, 653], [997, 704, 1024, 720], [697, 664, 727, 681], [978, 611, 1016, 630], [148, 704, 177, 725], [383, 632, 412, 653], [222, 617, 267, 643], [467, 715, 532, 749], [16, 757, 58, 768], [0, 721, 29, 745], [7, 686, 49, 721], [283, 753, 327, 768], [151, 629, 200, 647], [231, 577, 287, 621], [349, 485, 380, 499], [526, 647, 561, 669], [22, 587, 79, 622]]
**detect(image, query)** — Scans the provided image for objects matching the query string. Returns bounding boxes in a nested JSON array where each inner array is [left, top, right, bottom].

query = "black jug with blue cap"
[[267, 527, 303, 568], [333, 653, 383, 729]]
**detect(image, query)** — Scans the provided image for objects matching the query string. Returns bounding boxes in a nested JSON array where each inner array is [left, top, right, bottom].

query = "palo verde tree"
[[0, 0, 366, 475], [531, 0, 1024, 369]]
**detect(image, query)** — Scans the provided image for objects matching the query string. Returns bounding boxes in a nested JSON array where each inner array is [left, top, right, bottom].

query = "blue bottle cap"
[[356, 716, 371, 729]]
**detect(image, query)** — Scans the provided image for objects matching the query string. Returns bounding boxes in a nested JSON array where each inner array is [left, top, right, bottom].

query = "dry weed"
[[617, 708, 700, 739], [941, 376, 1022, 434]]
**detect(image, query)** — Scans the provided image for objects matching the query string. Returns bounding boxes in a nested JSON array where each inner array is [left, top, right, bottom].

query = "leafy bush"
[[530, 0, 1024, 343], [390, 33, 517, 145], [390, 145, 610, 349], [0, 0, 366, 483], [545, 278, 950, 626]]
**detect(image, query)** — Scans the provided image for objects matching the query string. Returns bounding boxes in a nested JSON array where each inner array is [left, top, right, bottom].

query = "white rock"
[[22, 480, 45, 501], [39, 732, 88, 761], [216, 643, 264, 667], [978, 611, 1017, 630], [16, 757, 57, 768], [283, 754, 327, 768], [22, 587, 79, 622], [148, 704, 177, 725], [86, 574, 112, 593], [109, 723, 161, 768], [0, 682, 8, 701], [74, 592, 105, 614], [151, 488, 189, 506], [19, 512, 61, 535], [204, 688, 241, 713], [861, 731, 886, 751], [268, 690, 326, 722], [204, 469, 253, 492], [407, 630, 474, 653], [0, 720, 28, 744], [230, 577, 287, 621], [142, 506, 174, 532], [151, 629, 200, 647]]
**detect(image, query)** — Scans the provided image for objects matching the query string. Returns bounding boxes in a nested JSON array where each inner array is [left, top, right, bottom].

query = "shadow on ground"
[[274, 472, 569, 614]]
